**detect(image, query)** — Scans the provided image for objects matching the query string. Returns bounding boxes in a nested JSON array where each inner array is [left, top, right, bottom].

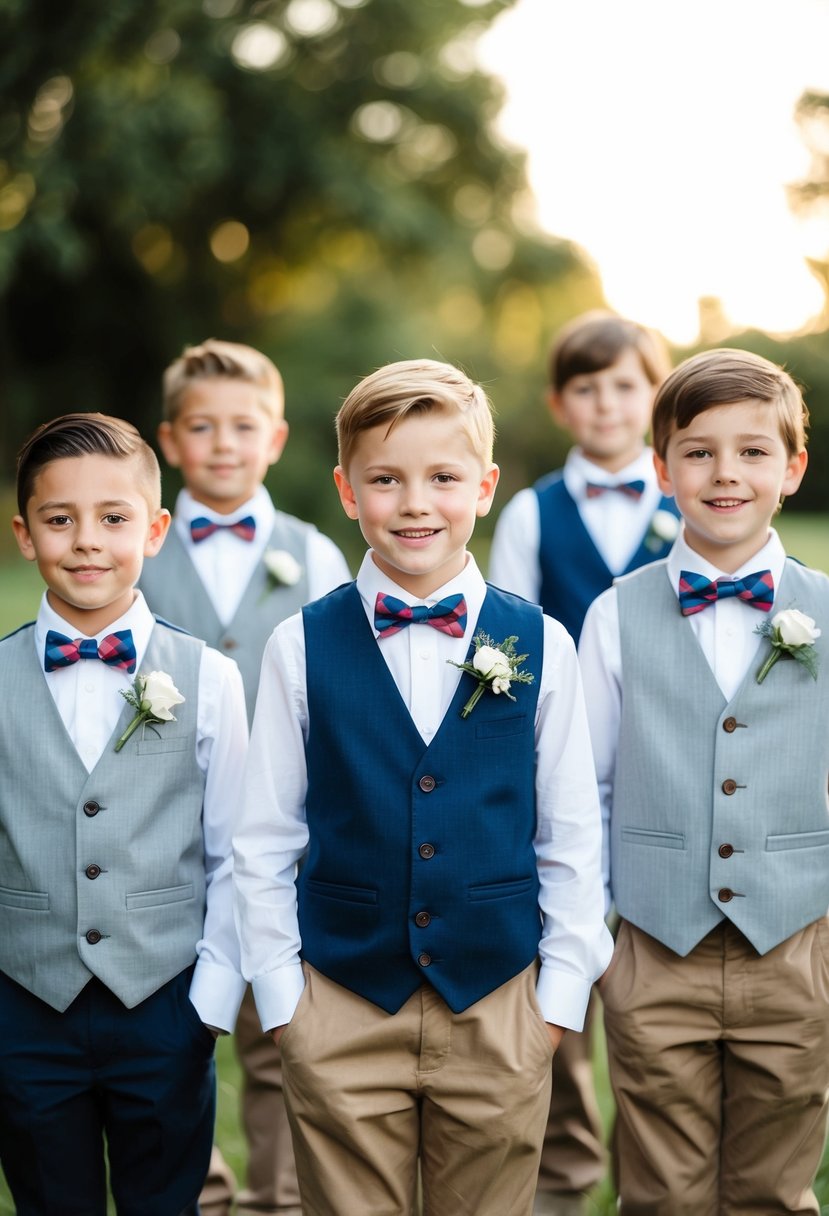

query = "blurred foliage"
[[0, 0, 605, 558]]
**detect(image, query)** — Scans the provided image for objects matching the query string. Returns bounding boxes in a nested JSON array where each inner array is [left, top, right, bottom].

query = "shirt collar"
[[666, 527, 787, 600], [356, 549, 486, 638], [563, 446, 656, 499], [35, 590, 156, 671]]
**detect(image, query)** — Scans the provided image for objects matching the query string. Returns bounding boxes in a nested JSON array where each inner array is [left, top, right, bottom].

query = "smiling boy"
[[233, 359, 612, 1216], [579, 349, 829, 1214]]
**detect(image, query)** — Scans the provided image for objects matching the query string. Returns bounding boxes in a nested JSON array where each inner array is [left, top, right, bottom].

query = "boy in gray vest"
[[234, 358, 614, 1216], [3, 412, 247, 1214], [579, 348, 829, 1214], [139, 339, 350, 1216]]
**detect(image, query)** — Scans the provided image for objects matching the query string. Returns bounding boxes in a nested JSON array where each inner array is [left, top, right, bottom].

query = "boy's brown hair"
[[652, 348, 809, 459], [549, 310, 671, 392], [336, 358, 495, 471], [16, 413, 162, 519], [162, 338, 285, 422]]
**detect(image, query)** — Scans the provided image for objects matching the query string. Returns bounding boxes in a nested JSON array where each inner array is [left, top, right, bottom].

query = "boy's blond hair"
[[16, 413, 162, 519], [549, 310, 671, 392], [336, 359, 495, 471], [652, 348, 809, 460], [162, 338, 285, 422]]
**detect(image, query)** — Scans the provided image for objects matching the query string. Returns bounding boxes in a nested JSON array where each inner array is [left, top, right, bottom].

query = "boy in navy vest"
[[580, 349, 829, 1213], [490, 311, 677, 1216], [2, 413, 247, 1214], [234, 358, 613, 1216], [140, 339, 350, 1216]]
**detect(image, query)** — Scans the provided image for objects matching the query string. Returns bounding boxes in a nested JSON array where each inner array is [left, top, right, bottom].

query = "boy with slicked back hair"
[[140, 339, 350, 1216], [1, 413, 247, 1214], [234, 358, 613, 1216], [580, 348, 829, 1213]]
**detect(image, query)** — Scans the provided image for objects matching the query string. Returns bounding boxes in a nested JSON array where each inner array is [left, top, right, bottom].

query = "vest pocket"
[[467, 876, 535, 901], [134, 736, 191, 755], [126, 883, 195, 910], [620, 827, 685, 850], [304, 878, 378, 905], [765, 829, 829, 852], [475, 714, 528, 739], [0, 885, 49, 911]]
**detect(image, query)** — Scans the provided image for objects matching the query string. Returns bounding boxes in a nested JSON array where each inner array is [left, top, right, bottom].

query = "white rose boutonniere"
[[448, 632, 535, 719], [263, 549, 302, 590], [115, 670, 185, 752], [645, 508, 680, 552], [755, 608, 820, 684]]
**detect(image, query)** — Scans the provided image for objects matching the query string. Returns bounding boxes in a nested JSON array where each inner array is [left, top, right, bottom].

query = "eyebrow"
[[35, 499, 135, 513], [676, 432, 776, 445]]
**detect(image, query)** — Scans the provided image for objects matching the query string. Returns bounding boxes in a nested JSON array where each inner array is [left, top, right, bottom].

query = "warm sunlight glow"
[[478, 0, 829, 344]]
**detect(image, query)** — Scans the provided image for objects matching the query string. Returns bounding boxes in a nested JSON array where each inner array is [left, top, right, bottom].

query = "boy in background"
[[140, 339, 350, 1216]]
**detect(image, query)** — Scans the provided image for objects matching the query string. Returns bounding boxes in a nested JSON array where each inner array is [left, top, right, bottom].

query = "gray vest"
[[614, 559, 829, 956], [0, 621, 206, 1011], [139, 515, 311, 723]]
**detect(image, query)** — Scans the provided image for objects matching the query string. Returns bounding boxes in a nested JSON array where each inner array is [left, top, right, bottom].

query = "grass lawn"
[[0, 510, 827, 1211]]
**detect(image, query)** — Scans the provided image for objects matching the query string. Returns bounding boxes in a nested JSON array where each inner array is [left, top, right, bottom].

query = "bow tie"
[[678, 570, 774, 616], [374, 592, 467, 639], [585, 479, 646, 501], [190, 515, 256, 543], [44, 628, 137, 674]]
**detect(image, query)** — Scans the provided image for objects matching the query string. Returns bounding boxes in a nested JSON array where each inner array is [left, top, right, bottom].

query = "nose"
[[399, 482, 430, 514], [712, 455, 739, 484], [73, 519, 102, 551]]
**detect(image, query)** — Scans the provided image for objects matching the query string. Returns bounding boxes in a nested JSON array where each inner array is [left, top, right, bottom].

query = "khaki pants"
[[280, 964, 554, 1216], [601, 918, 829, 1216]]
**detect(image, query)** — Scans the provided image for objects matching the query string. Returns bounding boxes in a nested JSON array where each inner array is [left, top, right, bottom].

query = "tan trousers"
[[280, 964, 554, 1216], [199, 985, 301, 1216], [601, 918, 829, 1216]]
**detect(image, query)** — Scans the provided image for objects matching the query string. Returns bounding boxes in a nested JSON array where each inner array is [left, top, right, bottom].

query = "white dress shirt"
[[489, 447, 666, 599], [173, 486, 351, 626], [36, 590, 249, 1031], [578, 527, 788, 905], [234, 551, 613, 1035]]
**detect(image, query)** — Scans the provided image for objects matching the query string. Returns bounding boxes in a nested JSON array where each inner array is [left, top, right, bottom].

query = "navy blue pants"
[[0, 967, 216, 1215]]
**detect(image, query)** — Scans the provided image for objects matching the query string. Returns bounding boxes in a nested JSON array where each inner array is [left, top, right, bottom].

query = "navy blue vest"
[[535, 472, 679, 645], [301, 583, 543, 1014]]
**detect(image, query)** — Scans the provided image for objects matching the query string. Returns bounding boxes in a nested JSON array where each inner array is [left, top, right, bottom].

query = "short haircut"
[[549, 310, 671, 392], [162, 338, 285, 422], [16, 413, 162, 519], [336, 358, 495, 470], [651, 348, 809, 459]]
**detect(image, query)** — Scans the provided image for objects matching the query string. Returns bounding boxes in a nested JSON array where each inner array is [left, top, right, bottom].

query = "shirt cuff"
[[535, 964, 595, 1032], [189, 958, 247, 1034], [251, 960, 306, 1032]]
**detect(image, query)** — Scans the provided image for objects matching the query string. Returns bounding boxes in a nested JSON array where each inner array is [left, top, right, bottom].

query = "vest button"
[[718, 843, 734, 859], [85, 929, 102, 944], [415, 911, 431, 927], [718, 888, 734, 903], [83, 801, 100, 817], [722, 717, 738, 733], [418, 843, 436, 860], [418, 953, 432, 967], [85, 864, 102, 880], [222, 638, 238, 651], [721, 779, 738, 795], [418, 775, 436, 793]]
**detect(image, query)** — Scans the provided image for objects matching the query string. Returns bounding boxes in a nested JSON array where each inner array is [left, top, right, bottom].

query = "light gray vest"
[[614, 558, 829, 956], [139, 514, 311, 723], [0, 621, 206, 1011]]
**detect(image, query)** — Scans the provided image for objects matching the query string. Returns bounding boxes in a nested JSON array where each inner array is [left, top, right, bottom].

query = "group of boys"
[[1, 315, 827, 1216]]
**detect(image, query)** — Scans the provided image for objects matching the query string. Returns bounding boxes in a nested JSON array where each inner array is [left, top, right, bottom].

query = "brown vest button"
[[418, 775, 436, 793], [415, 911, 431, 928], [418, 843, 435, 860], [718, 844, 734, 859], [222, 638, 238, 651], [721, 779, 738, 795], [85, 929, 102, 944], [85, 864, 102, 880], [418, 953, 432, 967], [83, 801, 100, 817], [718, 888, 734, 903], [722, 717, 738, 733]]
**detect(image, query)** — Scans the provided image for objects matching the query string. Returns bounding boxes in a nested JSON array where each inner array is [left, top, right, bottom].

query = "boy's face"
[[158, 379, 288, 515], [654, 399, 807, 573], [550, 347, 657, 472], [334, 410, 499, 598], [12, 453, 170, 635]]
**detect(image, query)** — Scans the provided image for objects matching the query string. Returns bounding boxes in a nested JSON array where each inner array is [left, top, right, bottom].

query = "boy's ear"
[[475, 464, 500, 518], [781, 448, 808, 498], [144, 509, 172, 557], [333, 466, 359, 520], [653, 450, 673, 497], [267, 419, 289, 467], [156, 421, 181, 469], [547, 389, 568, 429], [11, 515, 36, 563]]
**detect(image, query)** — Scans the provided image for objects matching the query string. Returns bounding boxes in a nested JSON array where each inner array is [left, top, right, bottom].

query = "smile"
[[394, 529, 439, 539], [706, 498, 745, 508]]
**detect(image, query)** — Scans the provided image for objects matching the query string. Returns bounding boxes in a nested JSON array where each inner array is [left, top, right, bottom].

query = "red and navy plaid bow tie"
[[678, 569, 774, 616], [585, 479, 646, 501], [374, 592, 467, 639], [44, 628, 137, 673], [190, 515, 256, 543]]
